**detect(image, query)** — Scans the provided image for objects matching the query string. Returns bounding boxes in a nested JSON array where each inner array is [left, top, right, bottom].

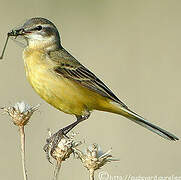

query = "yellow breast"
[[23, 48, 111, 116]]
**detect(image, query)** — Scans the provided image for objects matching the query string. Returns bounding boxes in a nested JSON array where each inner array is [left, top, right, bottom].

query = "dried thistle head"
[[75, 144, 118, 173], [44, 130, 82, 180], [1, 101, 39, 126], [51, 136, 76, 162]]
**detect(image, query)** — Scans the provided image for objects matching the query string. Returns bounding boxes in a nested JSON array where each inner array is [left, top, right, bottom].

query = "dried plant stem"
[[53, 160, 62, 180], [2, 102, 39, 180], [89, 169, 95, 180], [19, 126, 28, 180]]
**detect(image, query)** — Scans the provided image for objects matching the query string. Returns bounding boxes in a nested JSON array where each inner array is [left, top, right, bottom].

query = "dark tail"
[[114, 104, 179, 141]]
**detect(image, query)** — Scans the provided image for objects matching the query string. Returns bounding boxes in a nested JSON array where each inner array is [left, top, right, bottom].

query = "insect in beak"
[[8, 28, 25, 37], [0, 28, 26, 60]]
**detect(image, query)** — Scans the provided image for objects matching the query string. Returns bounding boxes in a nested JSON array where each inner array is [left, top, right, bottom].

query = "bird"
[[7, 17, 178, 141]]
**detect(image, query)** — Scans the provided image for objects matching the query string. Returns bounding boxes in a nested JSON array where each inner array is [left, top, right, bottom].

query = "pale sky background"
[[0, 0, 180, 180]]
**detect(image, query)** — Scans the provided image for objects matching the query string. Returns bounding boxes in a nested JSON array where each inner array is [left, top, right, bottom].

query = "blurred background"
[[0, 0, 180, 179]]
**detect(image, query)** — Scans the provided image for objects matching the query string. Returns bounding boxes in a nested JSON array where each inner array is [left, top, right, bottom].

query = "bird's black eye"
[[35, 25, 42, 31]]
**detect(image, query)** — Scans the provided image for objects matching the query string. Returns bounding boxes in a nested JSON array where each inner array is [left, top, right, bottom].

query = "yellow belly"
[[23, 48, 112, 116]]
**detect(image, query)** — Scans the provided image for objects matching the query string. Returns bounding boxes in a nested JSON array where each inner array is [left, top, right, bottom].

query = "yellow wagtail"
[[7, 17, 178, 141]]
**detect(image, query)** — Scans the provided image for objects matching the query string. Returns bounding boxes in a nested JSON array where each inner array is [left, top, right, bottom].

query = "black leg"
[[61, 114, 90, 135]]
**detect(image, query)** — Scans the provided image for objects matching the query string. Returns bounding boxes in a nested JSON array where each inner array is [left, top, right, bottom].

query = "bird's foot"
[[43, 128, 68, 164], [43, 115, 90, 163]]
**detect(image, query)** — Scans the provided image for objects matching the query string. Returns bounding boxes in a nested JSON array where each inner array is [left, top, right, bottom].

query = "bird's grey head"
[[9, 17, 61, 50]]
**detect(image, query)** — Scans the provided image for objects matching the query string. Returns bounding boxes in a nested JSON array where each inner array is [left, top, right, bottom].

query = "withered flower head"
[[1, 101, 39, 126], [75, 143, 118, 174]]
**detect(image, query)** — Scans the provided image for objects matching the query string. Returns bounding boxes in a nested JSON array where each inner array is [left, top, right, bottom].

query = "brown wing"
[[54, 64, 128, 108]]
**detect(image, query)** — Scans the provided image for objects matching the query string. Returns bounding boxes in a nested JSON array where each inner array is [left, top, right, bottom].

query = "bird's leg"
[[61, 114, 90, 135]]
